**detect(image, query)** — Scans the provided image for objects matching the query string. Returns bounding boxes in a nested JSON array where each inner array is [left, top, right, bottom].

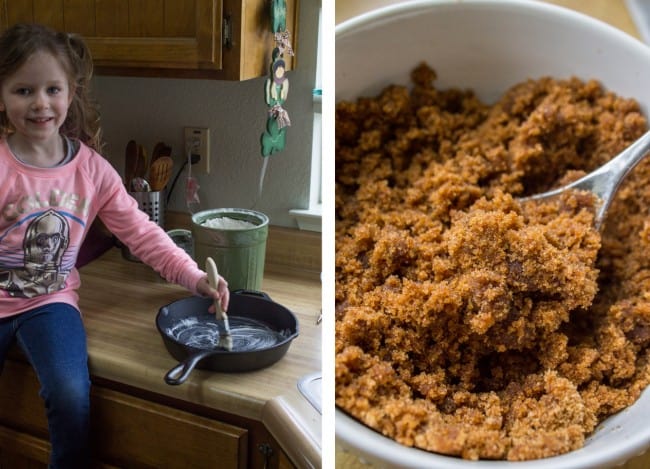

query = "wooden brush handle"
[[205, 257, 225, 317]]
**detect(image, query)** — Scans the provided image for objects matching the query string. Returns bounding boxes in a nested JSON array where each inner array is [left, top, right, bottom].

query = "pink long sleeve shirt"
[[0, 139, 205, 318]]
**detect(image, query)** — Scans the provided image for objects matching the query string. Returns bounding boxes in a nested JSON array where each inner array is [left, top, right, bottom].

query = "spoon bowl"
[[130, 177, 150, 192]]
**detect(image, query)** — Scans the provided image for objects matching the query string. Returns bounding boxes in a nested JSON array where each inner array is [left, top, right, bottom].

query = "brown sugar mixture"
[[335, 63, 650, 461]]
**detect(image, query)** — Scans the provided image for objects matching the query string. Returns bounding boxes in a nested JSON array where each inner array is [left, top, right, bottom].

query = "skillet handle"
[[232, 289, 272, 301], [164, 349, 218, 385]]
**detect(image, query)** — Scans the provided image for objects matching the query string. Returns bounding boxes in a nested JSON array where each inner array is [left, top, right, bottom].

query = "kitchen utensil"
[[134, 144, 148, 178], [130, 177, 150, 192], [151, 141, 166, 165], [520, 129, 650, 229], [157, 291, 298, 385], [124, 140, 138, 187], [151, 142, 172, 162], [205, 256, 232, 351], [149, 156, 173, 192]]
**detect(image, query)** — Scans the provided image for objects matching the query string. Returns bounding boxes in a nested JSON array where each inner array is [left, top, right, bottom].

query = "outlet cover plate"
[[184, 127, 210, 174]]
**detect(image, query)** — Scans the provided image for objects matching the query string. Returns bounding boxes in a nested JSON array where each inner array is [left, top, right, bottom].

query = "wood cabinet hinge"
[[258, 442, 274, 469], [222, 14, 233, 49]]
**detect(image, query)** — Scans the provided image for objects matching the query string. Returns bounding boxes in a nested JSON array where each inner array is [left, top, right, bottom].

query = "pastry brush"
[[205, 257, 232, 351]]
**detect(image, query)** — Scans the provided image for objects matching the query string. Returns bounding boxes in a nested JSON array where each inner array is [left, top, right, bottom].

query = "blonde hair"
[[0, 23, 103, 151]]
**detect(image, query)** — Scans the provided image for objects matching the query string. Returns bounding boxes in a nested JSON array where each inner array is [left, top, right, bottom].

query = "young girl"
[[0, 23, 230, 467]]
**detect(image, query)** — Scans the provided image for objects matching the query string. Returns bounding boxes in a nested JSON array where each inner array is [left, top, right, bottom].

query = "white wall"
[[91, 0, 320, 229]]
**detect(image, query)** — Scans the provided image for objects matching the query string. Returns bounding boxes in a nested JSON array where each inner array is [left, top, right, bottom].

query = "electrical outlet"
[[184, 127, 210, 174]]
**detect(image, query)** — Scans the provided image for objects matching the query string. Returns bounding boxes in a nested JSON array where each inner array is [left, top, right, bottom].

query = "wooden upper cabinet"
[[0, 0, 297, 80]]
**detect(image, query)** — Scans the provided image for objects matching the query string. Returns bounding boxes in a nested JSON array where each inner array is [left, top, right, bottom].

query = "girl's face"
[[0, 51, 74, 146]]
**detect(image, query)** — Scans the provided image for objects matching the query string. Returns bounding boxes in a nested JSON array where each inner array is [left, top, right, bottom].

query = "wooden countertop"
[[335, 1, 649, 468], [76, 247, 321, 467]]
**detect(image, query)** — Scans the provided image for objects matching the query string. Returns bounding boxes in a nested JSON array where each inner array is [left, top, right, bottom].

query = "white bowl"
[[337, 389, 650, 468], [335, 1, 650, 467]]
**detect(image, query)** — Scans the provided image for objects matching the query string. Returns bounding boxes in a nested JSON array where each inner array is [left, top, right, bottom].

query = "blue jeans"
[[0, 303, 90, 468]]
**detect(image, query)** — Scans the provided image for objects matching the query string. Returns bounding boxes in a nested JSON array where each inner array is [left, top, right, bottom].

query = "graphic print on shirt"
[[0, 209, 77, 298]]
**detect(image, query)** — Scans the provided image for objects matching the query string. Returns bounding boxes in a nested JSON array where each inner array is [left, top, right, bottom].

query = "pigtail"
[[0, 25, 26, 139], [59, 32, 104, 152]]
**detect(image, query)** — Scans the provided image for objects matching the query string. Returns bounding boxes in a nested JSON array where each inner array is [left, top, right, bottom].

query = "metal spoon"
[[130, 177, 150, 192], [520, 129, 650, 229]]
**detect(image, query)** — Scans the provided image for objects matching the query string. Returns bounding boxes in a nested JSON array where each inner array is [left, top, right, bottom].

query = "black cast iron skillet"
[[157, 290, 299, 385]]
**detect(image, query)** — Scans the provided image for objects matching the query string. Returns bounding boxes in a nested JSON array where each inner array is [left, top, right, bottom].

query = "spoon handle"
[[522, 129, 650, 229], [575, 129, 650, 226], [583, 129, 650, 197]]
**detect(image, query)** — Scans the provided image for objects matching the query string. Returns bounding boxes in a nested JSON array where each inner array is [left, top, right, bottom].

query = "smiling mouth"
[[28, 117, 54, 124]]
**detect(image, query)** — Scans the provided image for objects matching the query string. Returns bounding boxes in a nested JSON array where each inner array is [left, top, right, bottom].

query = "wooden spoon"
[[149, 156, 173, 192], [134, 144, 148, 179], [151, 141, 166, 166], [124, 140, 138, 188]]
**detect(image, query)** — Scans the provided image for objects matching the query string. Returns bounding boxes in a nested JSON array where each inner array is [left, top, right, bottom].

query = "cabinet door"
[[0, 0, 223, 71], [220, 0, 297, 80], [91, 387, 248, 468]]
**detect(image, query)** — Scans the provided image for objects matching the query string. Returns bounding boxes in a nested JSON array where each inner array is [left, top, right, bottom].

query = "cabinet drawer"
[[92, 387, 248, 468]]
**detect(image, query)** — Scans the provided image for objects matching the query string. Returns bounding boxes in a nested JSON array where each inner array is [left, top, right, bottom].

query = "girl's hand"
[[196, 275, 230, 313]]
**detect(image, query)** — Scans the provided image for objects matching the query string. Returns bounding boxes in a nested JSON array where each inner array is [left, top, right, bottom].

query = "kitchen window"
[[290, 5, 322, 232]]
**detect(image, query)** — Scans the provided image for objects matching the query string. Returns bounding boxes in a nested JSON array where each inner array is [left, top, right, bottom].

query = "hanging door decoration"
[[261, 0, 294, 157]]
